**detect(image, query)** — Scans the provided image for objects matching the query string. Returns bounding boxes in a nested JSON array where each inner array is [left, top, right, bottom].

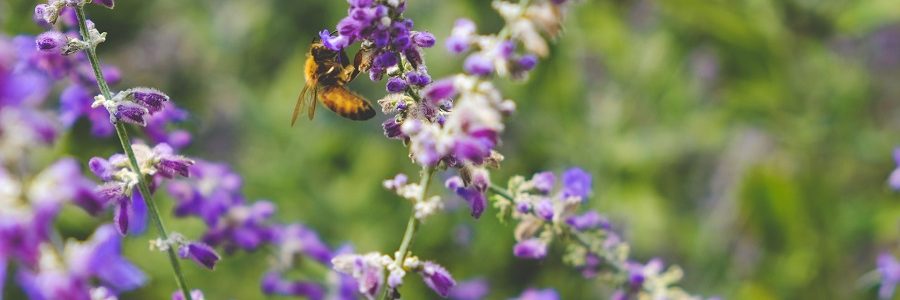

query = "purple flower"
[[319, 30, 350, 51], [143, 103, 191, 149], [157, 155, 194, 179], [261, 272, 325, 300], [127, 87, 169, 114], [448, 181, 487, 219], [0, 256, 6, 297], [273, 224, 333, 264], [446, 19, 476, 54], [16, 225, 147, 299], [171, 290, 206, 300], [517, 55, 538, 71], [33, 5, 51, 27], [113, 195, 131, 235], [452, 129, 498, 164], [561, 167, 592, 200], [112, 101, 150, 126], [463, 54, 494, 76], [879, 253, 900, 299], [332, 253, 385, 299], [890, 148, 900, 190], [565, 211, 608, 231], [534, 199, 554, 221], [0, 215, 44, 267], [167, 160, 242, 225], [35, 31, 67, 54], [60, 84, 114, 136], [516, 201, 531, 213], [513, 239, 547, 259], [386, 77, 408, 93], [448, 278, 489, 300], [382, 118, 406, 140], [419, 261, 456, 298], [516, 288, 560, 300], [531, 172, 555, 194], [178, 242, 221, 270], [84, 225, 147, 292], [412, 31, 436, 48], [203, 201, 276, 253], [374, 52, 399, 69], [406, 71, 431, 87], [423, 78, 457, 103]]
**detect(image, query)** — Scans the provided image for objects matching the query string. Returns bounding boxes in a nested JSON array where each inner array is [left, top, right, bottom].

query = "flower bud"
[[463, 54, 494, 76], [126, 88, 170, 114], [35, 31, 67, 54], [386, 77, 408, 93], [418, 262, 456, 297], [178, 242, 220, 270], [412, 31, 436, 48], [112, 102, 150, 126]]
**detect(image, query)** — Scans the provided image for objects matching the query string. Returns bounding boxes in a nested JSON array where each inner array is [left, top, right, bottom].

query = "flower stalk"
[[74, 6, 193, 300], [382, 166, 435, 300]]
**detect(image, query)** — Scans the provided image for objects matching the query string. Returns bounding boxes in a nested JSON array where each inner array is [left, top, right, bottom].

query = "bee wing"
[[320, 86, 375, 121], [308, 85, 317, 120], [292, 84, 317, 126]]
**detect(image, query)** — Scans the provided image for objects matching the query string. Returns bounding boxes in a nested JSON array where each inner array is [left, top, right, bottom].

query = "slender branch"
[[487, 183, 627, 274], [381, 166, 435, 300], [74, 6, 193, 300]]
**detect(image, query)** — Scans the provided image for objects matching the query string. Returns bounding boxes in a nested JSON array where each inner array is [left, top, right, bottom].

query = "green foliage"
[[4, 0, 900, 299]]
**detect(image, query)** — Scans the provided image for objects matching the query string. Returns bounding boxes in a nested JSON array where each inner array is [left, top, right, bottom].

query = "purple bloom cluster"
[[493, 168, 708, 299], [331, 252, 456, 299], [446, 0, 572, 79], [1, 28, 150, 299], [320, 0, 436, 85], [496, 167, 603, 261], [164, 160, 360, 299], [27, 1, 191, 146], [17, 225, 146, 300], [89, 142, 193, 235]]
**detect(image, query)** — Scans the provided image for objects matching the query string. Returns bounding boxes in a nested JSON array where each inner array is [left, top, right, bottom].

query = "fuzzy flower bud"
[[418, 261, 456, 297], [177, 242, 221, 270], [126, 88, 170, 114], [412, 31, 436, 48], [35, 31, 67, 54], [386, 77, 408, 93]]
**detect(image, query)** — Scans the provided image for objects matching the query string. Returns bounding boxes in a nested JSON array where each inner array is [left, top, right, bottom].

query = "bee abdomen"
[[320, 86, 375, 121]]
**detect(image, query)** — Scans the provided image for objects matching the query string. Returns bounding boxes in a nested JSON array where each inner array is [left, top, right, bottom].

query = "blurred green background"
[[5, 0, 900, 299]]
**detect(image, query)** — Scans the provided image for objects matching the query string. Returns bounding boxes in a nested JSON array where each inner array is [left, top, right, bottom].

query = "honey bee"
[[291, 38, 376, 125]]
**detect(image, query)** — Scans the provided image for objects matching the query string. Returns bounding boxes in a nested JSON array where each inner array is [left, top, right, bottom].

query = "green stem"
[[74, 6, 193, 300], [381, 166, 435, 300]]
